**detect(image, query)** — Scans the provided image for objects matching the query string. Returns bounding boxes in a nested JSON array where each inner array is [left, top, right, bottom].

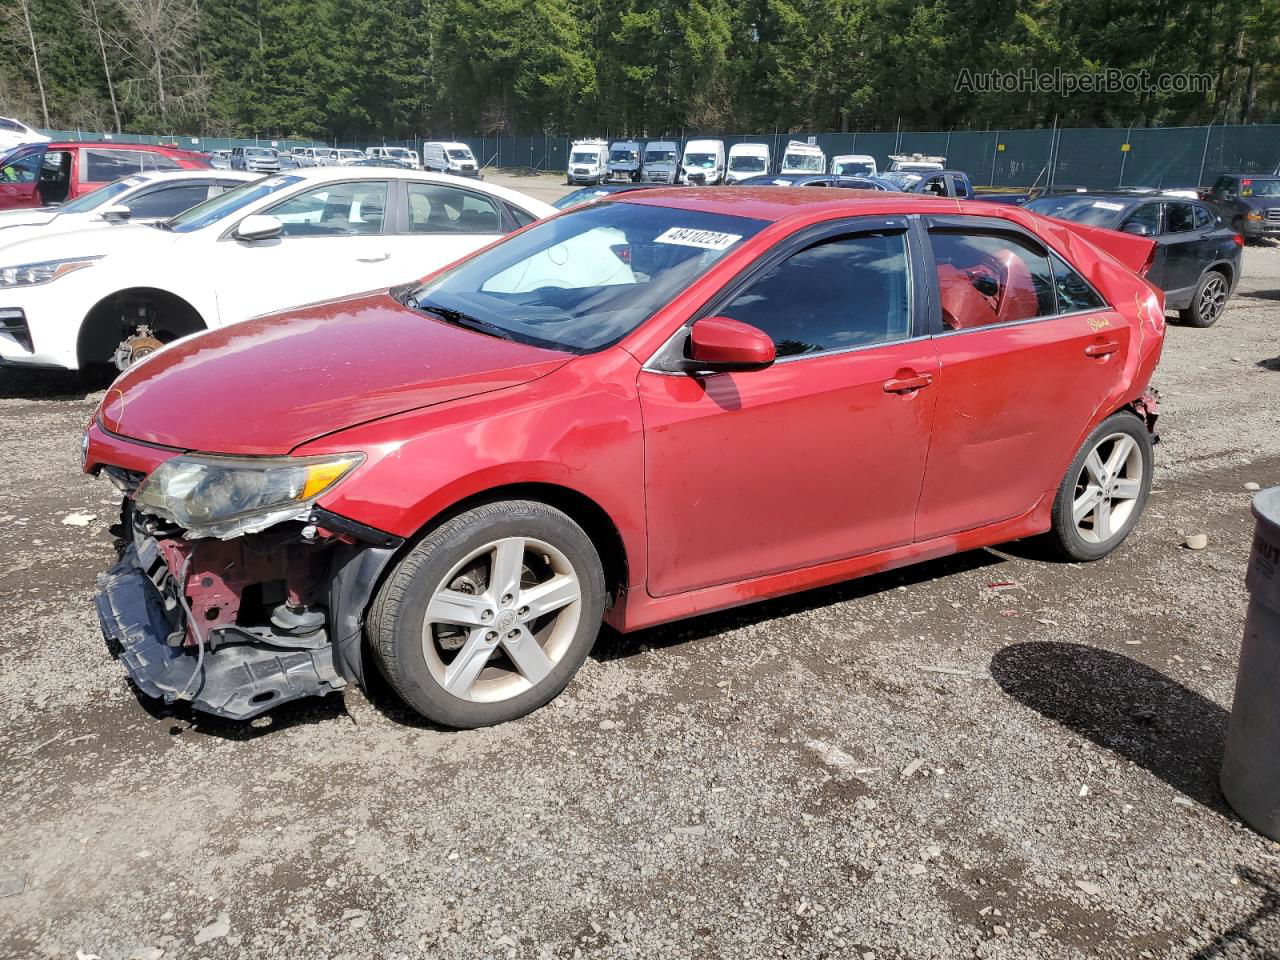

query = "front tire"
[[1045, 412, 1153, 561], [1179, 270, 1229, 328], [369, 501, 606, 728]]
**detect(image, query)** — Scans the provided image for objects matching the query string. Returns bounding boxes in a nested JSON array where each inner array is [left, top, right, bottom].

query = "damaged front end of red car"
[[89, 441, 402, 720]]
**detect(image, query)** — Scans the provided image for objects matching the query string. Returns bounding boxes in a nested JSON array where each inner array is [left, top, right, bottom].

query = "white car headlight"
[[133, 452, 364, 539], [0, 256, 102, 287]]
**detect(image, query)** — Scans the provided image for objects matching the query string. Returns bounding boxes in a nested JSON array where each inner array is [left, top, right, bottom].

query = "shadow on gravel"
[[0, 367, 109, 401], [990, 641, 1231, 814], [597, 548, 1007, 663], [1190, 866, 1280, 960]]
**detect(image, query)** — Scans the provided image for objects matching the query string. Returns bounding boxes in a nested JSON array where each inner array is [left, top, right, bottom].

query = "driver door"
[[0, 146, 45, 209], [638, 220, 937, 597], [210, 179, 394, 326]]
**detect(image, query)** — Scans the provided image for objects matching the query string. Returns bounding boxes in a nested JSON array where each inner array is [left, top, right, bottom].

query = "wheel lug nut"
[[482, 610, 493, 621], [486, 631, 497, 640], [502, 593, 513, 604], [518, 606, 529, 616], [507, 629, 519, 638]]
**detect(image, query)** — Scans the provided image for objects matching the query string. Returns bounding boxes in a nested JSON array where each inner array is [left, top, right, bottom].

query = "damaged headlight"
[[0, 256, 102, 287], [132, 452, 364, 539]]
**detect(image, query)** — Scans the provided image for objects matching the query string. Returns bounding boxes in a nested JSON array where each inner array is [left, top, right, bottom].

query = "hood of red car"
[[99, 291, 573, 455]]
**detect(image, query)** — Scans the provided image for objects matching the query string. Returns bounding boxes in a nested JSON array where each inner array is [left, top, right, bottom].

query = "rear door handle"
[[882, 373, 933, 394], [357, 252, 390, 263], [1085, 340, 1121, 358]]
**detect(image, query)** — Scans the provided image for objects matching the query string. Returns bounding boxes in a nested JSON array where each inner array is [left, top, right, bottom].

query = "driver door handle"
[[357, 252, 390, 263], [882, 373, 934, 394]]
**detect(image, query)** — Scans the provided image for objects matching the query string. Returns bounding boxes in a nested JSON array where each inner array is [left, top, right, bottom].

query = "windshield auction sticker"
[[654, 227, 743, 251], [1092, 200, 1126, 211]]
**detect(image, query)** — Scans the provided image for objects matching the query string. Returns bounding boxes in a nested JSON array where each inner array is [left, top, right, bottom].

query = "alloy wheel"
[[1072, 432, 1144, 544], [421, 537, 582, 703], [1198, 275, 1228, 325]]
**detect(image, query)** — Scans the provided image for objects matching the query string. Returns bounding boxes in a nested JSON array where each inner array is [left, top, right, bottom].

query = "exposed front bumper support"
[[94, 542, 378, 721]]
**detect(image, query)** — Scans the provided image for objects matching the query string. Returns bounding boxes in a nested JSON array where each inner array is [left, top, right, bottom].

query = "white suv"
[[0, 168, 554, 372], [366, 146, 421, 169]]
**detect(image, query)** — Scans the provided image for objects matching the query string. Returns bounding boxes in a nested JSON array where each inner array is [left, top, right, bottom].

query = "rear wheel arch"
[[78, 287, 207, 368]]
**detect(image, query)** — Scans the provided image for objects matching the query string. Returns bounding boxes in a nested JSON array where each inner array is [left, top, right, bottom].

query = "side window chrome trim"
[[930, 305, 1116, 338]]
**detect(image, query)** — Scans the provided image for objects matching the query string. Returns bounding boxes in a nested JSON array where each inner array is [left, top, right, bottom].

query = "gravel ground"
[[1, 192, 1279, 960]]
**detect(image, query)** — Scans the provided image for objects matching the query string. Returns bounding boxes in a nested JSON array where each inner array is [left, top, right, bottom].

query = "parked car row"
[[572, 140, 947, 186]]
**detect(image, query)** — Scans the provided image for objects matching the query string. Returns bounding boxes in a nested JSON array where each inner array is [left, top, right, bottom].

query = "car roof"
[[614, 186, 948, 223], [273, 166, 553, 214], [43, 141, 197, 154]]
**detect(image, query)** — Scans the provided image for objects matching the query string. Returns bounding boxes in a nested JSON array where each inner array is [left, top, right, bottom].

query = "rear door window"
[[1193, 204, 1215, 229], [83, 148, 147, 182], [717, 230, 912, 357], [1, 149, 43, 183], [929, 230, 1056, 331], [1164, 202, 1196, 234], [1050, 253, 1107, 313], [406, 183, 504, 234]]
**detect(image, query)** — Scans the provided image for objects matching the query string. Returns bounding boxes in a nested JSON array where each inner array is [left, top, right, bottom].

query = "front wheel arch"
[[78, 287, 207, 369]]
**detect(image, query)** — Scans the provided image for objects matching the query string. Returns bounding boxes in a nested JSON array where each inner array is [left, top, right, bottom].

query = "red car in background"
[[0, 141, 210, 210], [86, 189, 1165, 729]]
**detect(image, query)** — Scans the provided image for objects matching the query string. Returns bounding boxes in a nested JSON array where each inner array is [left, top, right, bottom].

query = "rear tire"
[[1179, 270, 1229, 328], [369, 500, 605, 728], [1045, 412, 1153, 562]]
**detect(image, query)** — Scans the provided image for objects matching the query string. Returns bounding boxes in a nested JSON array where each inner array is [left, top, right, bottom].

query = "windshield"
[[571, 151, 601, 164], [1024, 195, 1131, 226], [644, 149, 676, 165], [783, 153, 823, 172], [1241, 179, 1280, 197], [553, 188, 613, 210], [165, 175, 302, 233], [895, 163, 942, 173], [610, 149, 637, 163], [447, 149, 473, 161], [387, 148, 412, 159], [61, 175, 149, 212], [684, 153, 716, 169], [879, 171, 922, 189], [245, 148, 274, 157], [729, 155, 766, 172], [834, 160, 874, 176], [408, 203, 765, 353]]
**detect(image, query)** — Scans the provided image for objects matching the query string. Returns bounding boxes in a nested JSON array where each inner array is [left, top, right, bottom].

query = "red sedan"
[[86, 189, 1165, 728]]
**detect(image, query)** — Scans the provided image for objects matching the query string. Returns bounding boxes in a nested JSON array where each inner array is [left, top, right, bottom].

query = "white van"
[[888, 153, 946, 174], [831, 154, 878, 177], [423, 141, 482, 178], [780, 140, 826, 175], [567, 140, 608, 185], [725, 143, 770, 184], [681, 139, 725, 185], [366, 146, 421, 169]]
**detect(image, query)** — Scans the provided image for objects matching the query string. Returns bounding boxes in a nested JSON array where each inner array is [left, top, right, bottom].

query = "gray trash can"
[[1221, 486, 1280, 839]]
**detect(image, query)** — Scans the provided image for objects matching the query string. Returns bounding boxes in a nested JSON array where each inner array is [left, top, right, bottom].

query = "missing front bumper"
[[96, 545, 347, 720]]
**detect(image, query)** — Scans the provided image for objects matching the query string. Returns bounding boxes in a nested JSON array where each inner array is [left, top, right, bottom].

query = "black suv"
[[1023, 192, 1243, 327], [1201, 174, 1280, 242]]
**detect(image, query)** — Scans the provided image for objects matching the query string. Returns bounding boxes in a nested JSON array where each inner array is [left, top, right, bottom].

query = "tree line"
[[2, 0, 1277, 141]]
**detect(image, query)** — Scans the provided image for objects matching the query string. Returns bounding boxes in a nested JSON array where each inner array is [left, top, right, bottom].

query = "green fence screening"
[[35, 125, 1280, 188]]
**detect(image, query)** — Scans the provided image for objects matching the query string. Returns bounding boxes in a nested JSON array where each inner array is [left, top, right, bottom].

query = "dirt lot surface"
[[2, 188, 1280, 959]]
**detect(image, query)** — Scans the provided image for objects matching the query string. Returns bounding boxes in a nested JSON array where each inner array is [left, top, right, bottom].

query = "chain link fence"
[[36, 125, 1280, 189]]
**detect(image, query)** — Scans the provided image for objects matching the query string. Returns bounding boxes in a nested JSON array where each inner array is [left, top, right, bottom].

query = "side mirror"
[[1121, 221, 1153, 237], [234, 214, 283, 241], [100, 203, 132, 222], [688, 316, 776, 372]]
